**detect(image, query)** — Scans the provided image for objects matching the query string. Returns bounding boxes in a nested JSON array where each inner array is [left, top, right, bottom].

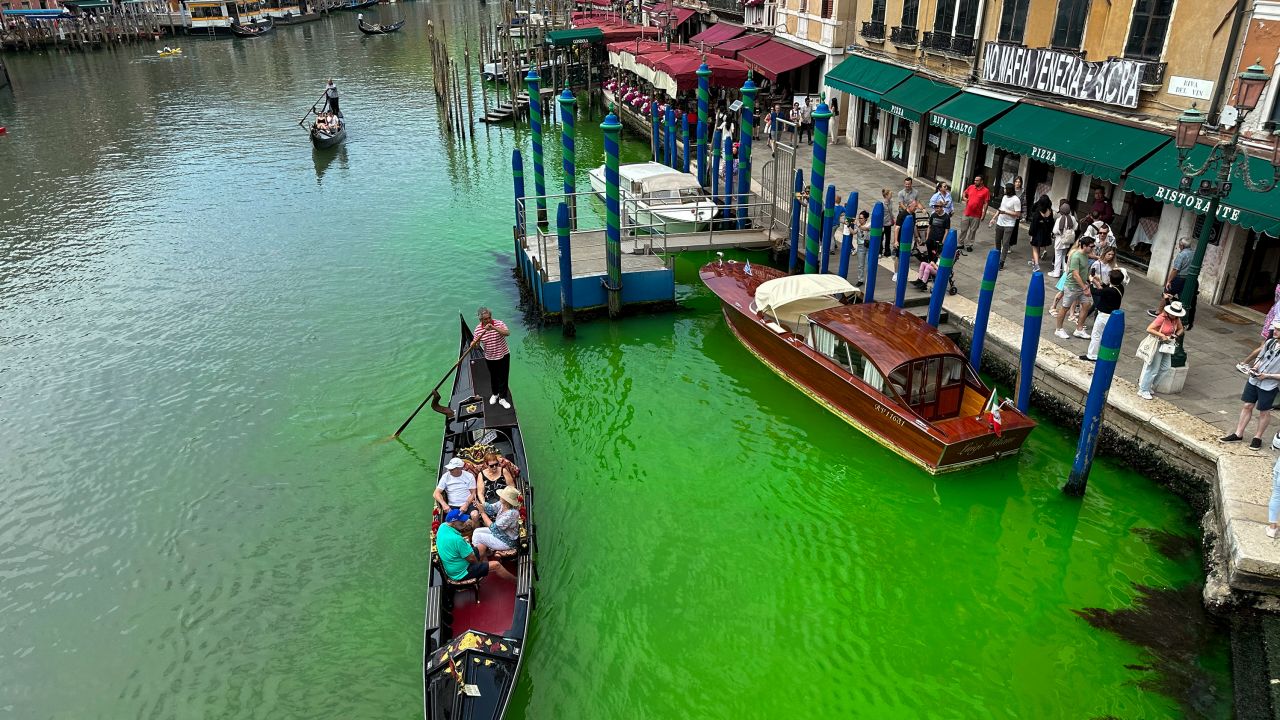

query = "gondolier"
[[476, 307, 512, 409], [323, 79, 340, 117]]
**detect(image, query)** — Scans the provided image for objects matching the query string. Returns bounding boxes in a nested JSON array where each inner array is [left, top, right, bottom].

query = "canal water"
[[0, 4, 1232, 718]]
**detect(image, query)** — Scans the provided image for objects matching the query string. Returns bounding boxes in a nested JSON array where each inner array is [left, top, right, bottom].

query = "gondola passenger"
[[475, 451, 515, 504], [474, 487, 523, 560], [436, 508, 516, 583]]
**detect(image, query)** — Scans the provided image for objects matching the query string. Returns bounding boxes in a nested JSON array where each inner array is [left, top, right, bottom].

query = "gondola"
[[229, 21, 274, 36], [309, 114, 345, 148], [357, 17, 404, 33], [422, 316, 535, 720], [338, 0, 379, 10]]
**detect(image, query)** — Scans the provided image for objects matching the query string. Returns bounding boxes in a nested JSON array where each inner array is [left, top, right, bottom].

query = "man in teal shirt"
[[436, 509, 516, 582]]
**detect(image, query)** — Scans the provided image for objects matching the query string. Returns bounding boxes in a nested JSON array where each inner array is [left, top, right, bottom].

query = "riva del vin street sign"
[[981, 43, 1151, 109]]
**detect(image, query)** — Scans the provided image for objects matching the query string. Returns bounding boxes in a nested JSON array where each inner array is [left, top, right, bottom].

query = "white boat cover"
[[753, 274, 857, 314]]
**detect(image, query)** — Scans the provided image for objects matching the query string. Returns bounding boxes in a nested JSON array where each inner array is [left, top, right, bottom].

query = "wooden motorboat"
[[588, 161, 717, 233], [270, 11, 321, 24], [309, 114, 345, 148], [700, 261, 1035, 473], [338, 0, 379, 10], [229, 20, 274, 36], [357, 16, 404, 33], [423, 316, 535, 720]]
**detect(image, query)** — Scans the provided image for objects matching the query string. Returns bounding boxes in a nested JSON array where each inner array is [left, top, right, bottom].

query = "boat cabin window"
[[888, 355, 967, 421], [809, 324, 886, 393]]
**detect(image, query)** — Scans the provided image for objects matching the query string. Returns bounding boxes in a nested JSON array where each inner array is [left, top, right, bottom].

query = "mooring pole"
[[788, 169, 803, 274], [602, 109, 623, 318], [894, 213, 914, 308], [557, 201, 576, 337], [1063, 309, 1126, 497], [820, 184, 835, 274], [666, 105, 677, 169], [681, 113, 691, 174], [926, 230, 958, 328], [711, 127, 723, 203], [558, 86, 577, 229], [735, 76, 757, 230], [837, 191, 859, 280], [526, 69, 547, 226], [650, 100, 660, 163], [512, 149, 526, 239], [866, 202, 884, 303], [722, 133, 734, 221], [970, 248, 1002, 372], [1016, 270, 1044, 413], [696, 61, 711, 187], [805, 98, 832, 273]]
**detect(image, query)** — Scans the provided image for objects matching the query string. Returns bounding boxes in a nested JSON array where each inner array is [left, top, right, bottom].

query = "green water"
[[0, 5, 1230, 718]]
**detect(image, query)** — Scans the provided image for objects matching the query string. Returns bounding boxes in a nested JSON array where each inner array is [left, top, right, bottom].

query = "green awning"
[[983, 104, 1169, 184], [824, 53, 912, 103], [546, 27, 604, 47], [1124, 143, 1280, 236], [876, 75, 960, 124], [927, 92, 1016, 140]]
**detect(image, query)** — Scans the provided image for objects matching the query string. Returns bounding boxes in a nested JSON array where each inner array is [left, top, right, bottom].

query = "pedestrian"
[[789, 102, 802, 143], [323, 79, 340, 117], [475, 306, 513, 409], [1221, 321, 1280, 448], [800, 99, 814, 144], [880, 188, 896, 258], [988, 182, 1021, 269], [1026, 195, 1053, 273], [1264, 453, 1280, 540], [1090, 223, 1115, 259], [1135, 300, 1186, 401], [854, 209, 871, 290], [1082, 186, 1116, 228], [1149, 237, 1194, 319], [1262, 284, 1280, 340], [1081, 269, 1126, 362], [929, 182, 954, 216], [764, 103, 781, 151], [958, 174, 990, 253], [1053, 235, 1096, 340], [1049, 200, 1077, 277]]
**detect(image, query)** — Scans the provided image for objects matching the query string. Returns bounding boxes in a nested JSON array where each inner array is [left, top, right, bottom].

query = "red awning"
[[652, 52, 749, 90], [579, 16, 662, 41], [688, 22, 743, 45], [606, 39, 672, 55], [707, 33, 768, 59], [737, 39, 819, 82]]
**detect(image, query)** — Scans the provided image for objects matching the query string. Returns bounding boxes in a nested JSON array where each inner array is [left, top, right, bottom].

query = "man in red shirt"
[[958, 174, 990, 253], [476, 307, 513, 409]]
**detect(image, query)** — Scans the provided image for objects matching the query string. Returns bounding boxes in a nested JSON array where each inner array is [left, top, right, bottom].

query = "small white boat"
[[588, 162, 717, 233]]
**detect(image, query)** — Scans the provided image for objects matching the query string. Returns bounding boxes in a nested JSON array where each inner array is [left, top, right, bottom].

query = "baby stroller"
[[909, 232, 959, 296]]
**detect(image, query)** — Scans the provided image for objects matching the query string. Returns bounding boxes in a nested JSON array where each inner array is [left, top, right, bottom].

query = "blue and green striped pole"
[[788, 169, 803, 274], [894, 213, 914, 307], [1016, 270, 1044, 413], [526, 70, 546, 226], [722, 134, 734, 220], [1063, 308, 1125, 496], [711, 127, 723, 201], [926, 230, 958, 327], [820, 184, 835, 274], [602, 109, 623, 317], [681, 114, 691, 174], [804, 99, 832, 272], [650, 101, 660, 162], [696, 62, 711, 187], [666, 106, 677, 168], [512, 149, 525, 238], [837, 192, 858, 280], [558, 86, 577, 228], [866, 202, 884, 303], [735, 77, 757, 229], [969, 249, 1002, 371], [557, 201, 575, 337]]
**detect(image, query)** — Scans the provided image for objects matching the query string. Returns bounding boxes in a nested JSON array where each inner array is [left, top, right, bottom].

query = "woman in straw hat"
[[474, 486, 523, 560], [1136, 300, 1186, 401]]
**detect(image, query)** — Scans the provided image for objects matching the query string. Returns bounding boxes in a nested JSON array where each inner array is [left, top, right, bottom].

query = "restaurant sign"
[[1151, 185, 1242, 223], [981, 43, 1149, 108], [930, 114, 976, 137]]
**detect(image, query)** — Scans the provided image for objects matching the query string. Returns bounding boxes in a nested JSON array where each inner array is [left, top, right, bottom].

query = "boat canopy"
[[637, 172, 699, 192], [753, 274, 857, 314]]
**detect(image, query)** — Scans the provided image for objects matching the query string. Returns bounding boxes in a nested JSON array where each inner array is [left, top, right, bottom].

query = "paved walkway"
[[780, 139, 1266, 437]]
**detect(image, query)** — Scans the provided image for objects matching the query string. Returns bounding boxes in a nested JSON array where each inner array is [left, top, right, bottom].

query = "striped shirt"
[[477, 320, 510, 360]]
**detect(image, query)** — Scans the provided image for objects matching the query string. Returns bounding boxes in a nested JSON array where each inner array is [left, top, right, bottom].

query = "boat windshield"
[[887, 355, 968, 421], [644, 187, 703, 204]]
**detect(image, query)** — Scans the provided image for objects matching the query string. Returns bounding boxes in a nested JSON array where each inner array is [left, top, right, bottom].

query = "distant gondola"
[[310, 114, 346, 148], [358, 17, 404, 34], [229, 21, 274, 37], [338, 0, 379, 10]]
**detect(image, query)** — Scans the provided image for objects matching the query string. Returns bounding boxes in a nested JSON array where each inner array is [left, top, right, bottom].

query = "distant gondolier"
[[324, 79, 340, 117], [476, 307, 512, 409]]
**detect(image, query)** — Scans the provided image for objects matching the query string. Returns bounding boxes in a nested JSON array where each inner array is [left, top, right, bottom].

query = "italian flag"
[[980, 389, 1003, 437]]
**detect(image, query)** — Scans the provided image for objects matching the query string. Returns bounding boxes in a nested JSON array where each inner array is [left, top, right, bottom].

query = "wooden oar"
[[297, 92, 327, 127], [391, 339, 479, 438]]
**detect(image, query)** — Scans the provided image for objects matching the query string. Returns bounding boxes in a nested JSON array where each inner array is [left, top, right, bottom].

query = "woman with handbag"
[[1136, 301, 1187, 400], [1049, 200, 1077, 278], [1221, 320, 1280, 449]]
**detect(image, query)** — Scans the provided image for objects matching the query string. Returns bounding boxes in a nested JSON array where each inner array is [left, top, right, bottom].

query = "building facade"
[[823, 0, 1279, 315]]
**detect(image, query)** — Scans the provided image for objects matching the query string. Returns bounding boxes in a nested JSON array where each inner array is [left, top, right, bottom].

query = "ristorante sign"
[[981, 43, 1149, 109]]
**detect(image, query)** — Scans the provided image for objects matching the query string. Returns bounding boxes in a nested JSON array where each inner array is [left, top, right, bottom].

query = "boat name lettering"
[[1152, 186, 1242, 222], [955, 436, 1016, 457], [874, 404, 906, 426]]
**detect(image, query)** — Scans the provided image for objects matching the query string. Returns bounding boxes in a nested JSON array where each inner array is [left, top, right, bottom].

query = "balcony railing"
[[889, 25, 917, 47], [860, 20, 884, 41], [921, 31, 975, 56]]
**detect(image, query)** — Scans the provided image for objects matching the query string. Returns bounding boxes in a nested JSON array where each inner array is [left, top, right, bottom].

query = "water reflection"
[[313, 143, 347, 183]]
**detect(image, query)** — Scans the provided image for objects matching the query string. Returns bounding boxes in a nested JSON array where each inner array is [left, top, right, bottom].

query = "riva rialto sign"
[[981, 43, 1149, 108]]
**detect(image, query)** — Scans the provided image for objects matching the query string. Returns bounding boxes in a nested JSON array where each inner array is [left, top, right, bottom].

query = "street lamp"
[[1170, 61, 1280, 367]]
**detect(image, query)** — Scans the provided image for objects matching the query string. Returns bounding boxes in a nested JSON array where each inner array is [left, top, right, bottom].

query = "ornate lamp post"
[[1171, 62, 1280, 367]]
